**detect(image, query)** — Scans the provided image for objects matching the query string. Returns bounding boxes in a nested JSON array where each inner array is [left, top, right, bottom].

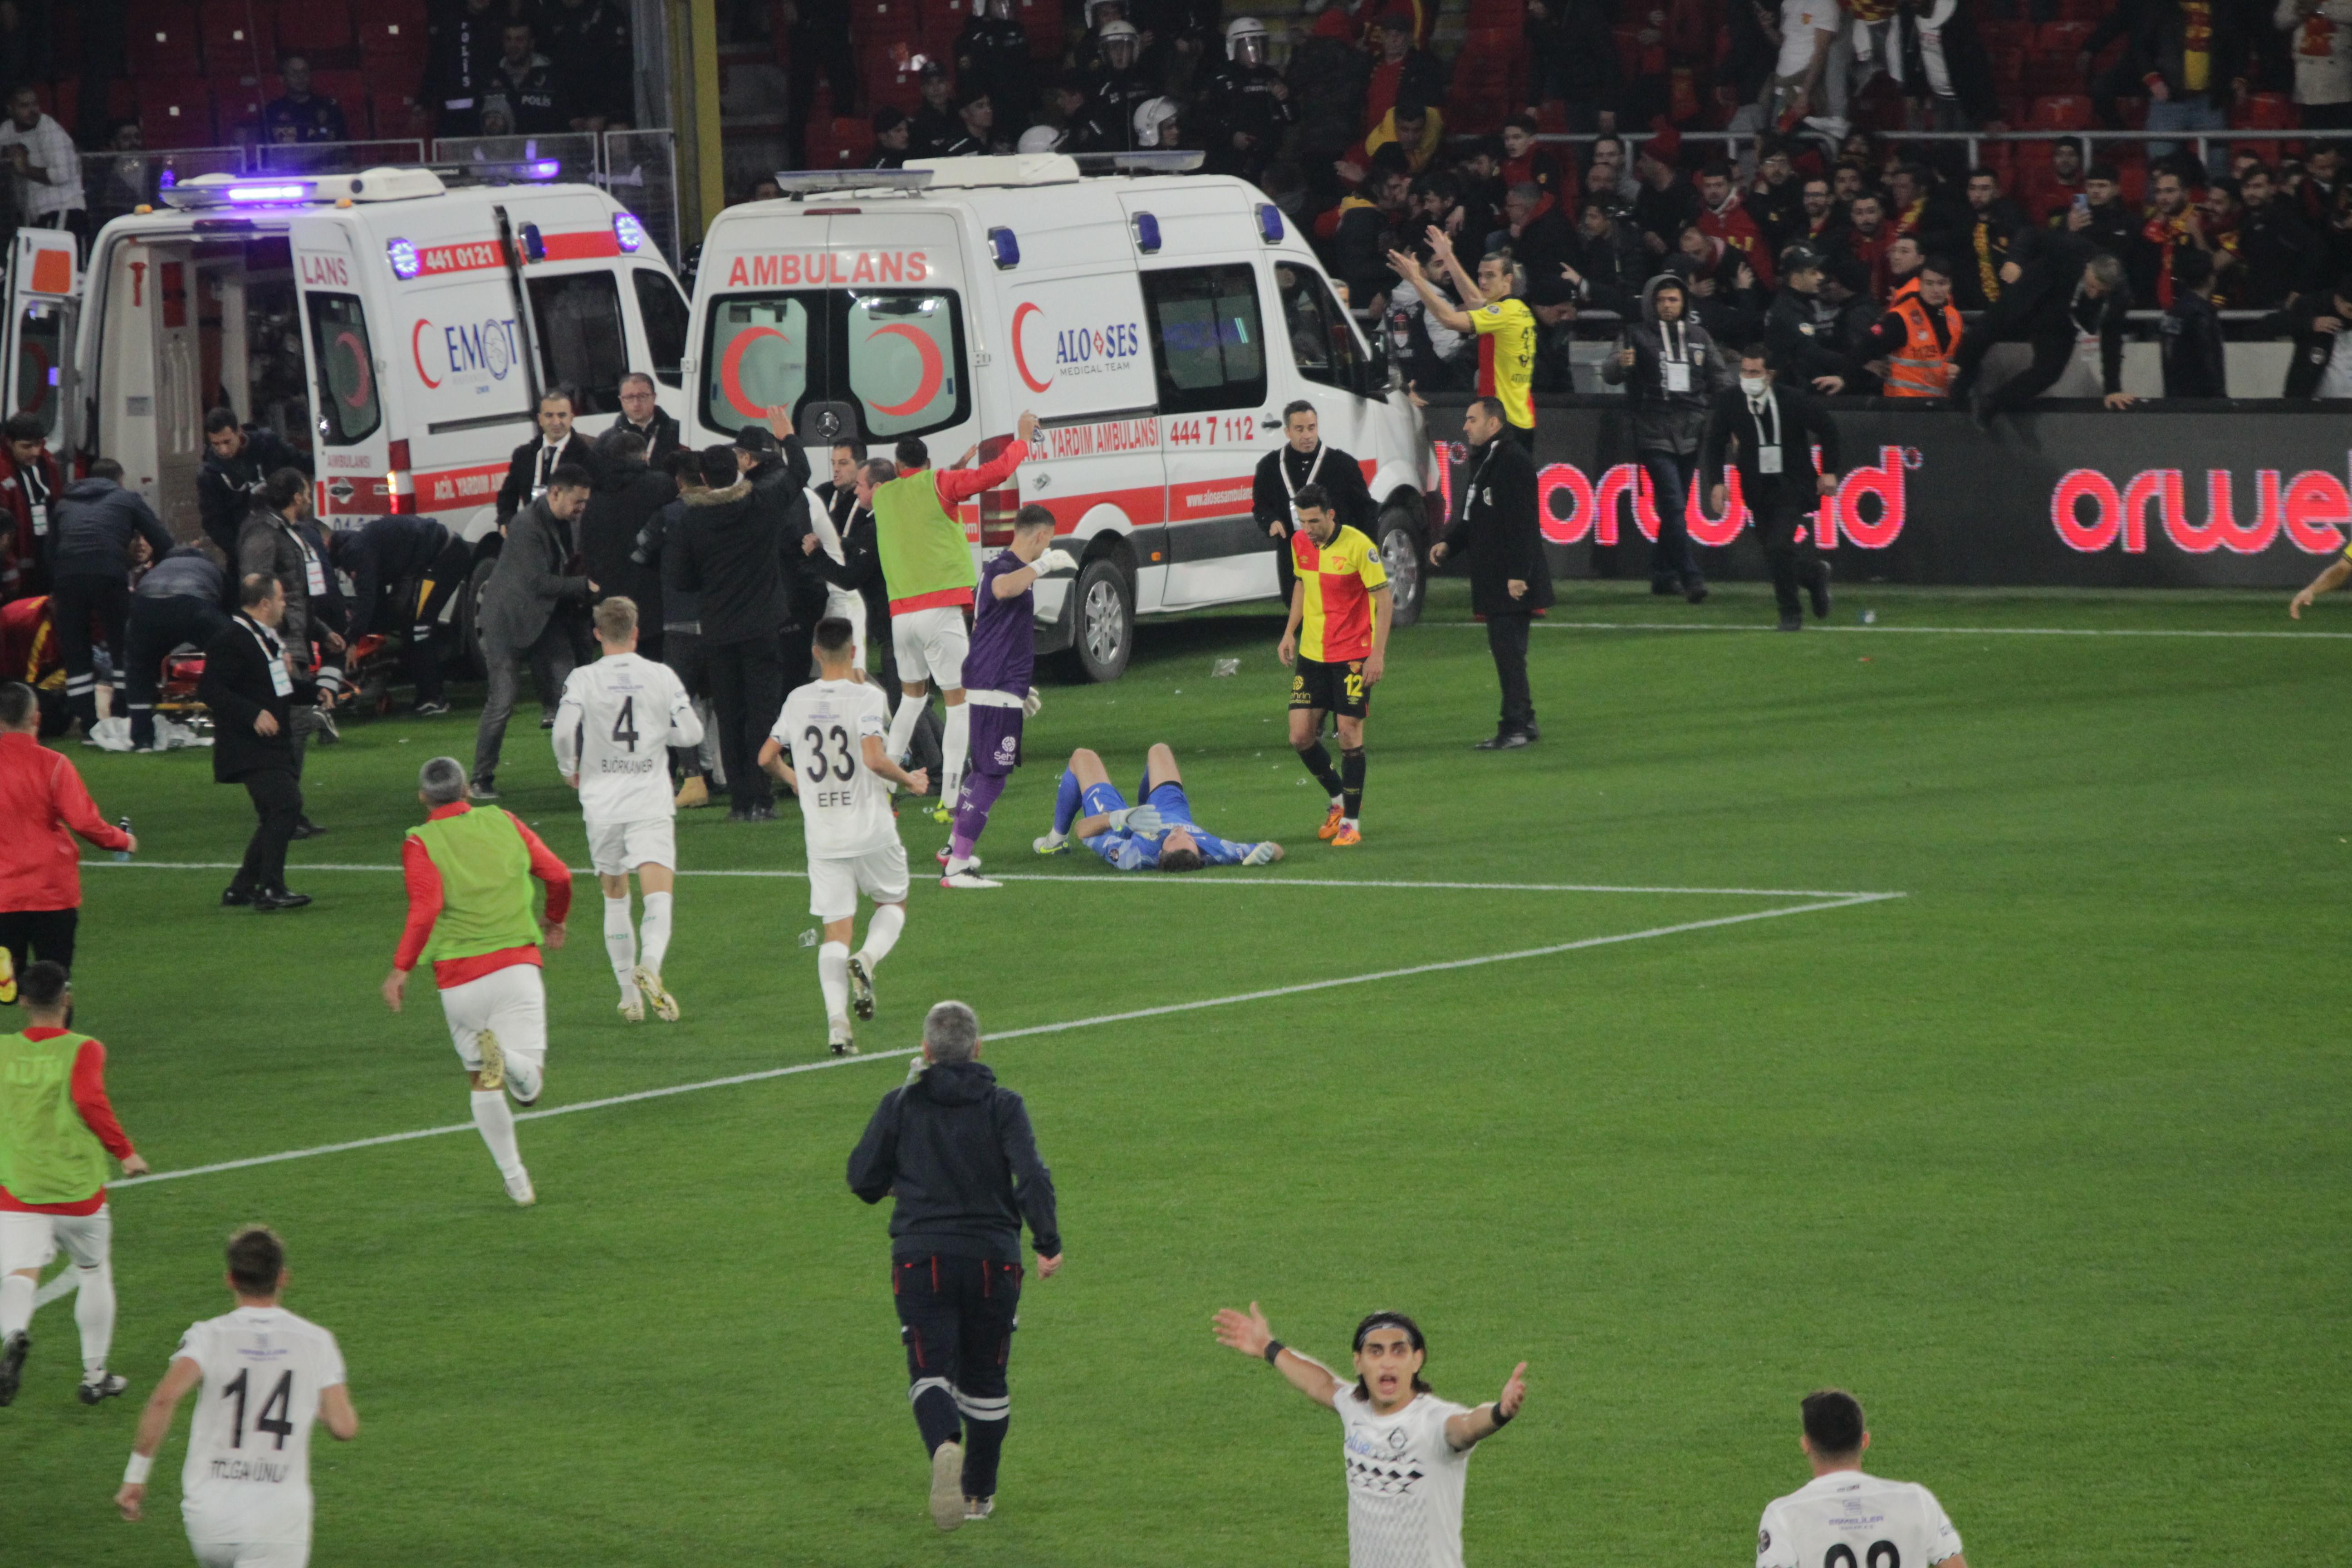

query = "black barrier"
[[1423, 397, 2352, 590]]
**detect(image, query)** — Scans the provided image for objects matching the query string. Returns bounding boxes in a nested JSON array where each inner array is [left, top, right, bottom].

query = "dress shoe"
[[220, 887, 255, 908], [253, 887, 312, 911]]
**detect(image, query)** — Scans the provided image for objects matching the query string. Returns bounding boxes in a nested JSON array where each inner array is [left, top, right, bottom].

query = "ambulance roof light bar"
[[160, 168, 451, 209], [769, 169, 937, 198], [1070, 150, 1206, 176]]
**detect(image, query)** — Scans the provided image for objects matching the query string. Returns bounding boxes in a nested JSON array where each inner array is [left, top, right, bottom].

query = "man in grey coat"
[[1599, 274, 1733, 602], [236, 469, 333, 673], [470, 465, 595, 799]]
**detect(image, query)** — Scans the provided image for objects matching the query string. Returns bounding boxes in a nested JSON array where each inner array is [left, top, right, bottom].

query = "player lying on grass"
[[1032, 745, 1283, 871]]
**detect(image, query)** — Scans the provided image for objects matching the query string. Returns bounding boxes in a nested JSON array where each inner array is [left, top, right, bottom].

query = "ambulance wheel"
[[1066, 557, 1133, 684], [459, 555, 499, 678], [1378, 506, 1426, 628]]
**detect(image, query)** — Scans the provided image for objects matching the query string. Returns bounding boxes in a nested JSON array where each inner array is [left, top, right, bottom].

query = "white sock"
[[818, 941, 852, 1024], [941, 702, 970, 800], [471, 1089, 524, 1180], [0, 1271, 30, 1339], [885, 693, 924, 767], [74, 1258, 115, 1374], [639, 891, 674, 978], [603, 896, 637, 996], [944, 857, 972, 877], [858, 903, 906, 970]]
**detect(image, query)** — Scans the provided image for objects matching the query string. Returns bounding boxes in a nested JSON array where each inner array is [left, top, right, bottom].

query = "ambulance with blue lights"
[[685, 153, 1436, 681], [6, 166, 691, 563]]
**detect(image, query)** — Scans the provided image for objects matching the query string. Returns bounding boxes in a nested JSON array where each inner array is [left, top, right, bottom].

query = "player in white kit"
[[1213, 1303, 1528, 1568], [553, 596, 704, 1022], [759, 616, 927, 1056], [1756, 1390, 1967, 1568], [116, 1226, 357, 1568]]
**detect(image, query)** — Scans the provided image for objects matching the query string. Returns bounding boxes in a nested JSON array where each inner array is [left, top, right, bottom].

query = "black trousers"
[[1753, 500, 1825, 620], [0, 907, 78, 978], [1955, 325, 2075, 414], [1639, 449, 1702, 588], [1485, 612, 1535, 734], [229, 767, 303, 895], [126, 593, 231, 749], [663, 629, 712, 783], [704, 635, 782, 810], [50, 573, 130, 732], [893, 1252, 1022, 1502], [397, 537, 475, 705]]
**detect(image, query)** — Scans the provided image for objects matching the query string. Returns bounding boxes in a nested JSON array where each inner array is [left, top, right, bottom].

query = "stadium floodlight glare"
[[613, 212, 646, 252], [387, 238, 421, 279], [524, 159, 562, 179]]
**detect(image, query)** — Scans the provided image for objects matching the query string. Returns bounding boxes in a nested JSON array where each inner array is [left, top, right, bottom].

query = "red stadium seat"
[[1978, 19, 2031, 53], [2039, 21, 2095, 56], [2118, 94, 2148, 128], [274, 0, 353, 55], [2241, 91, 2297, 129], [2029, 95, 2092, 130], [863, 56, 926, 113], [852, 0, 927, 41], [129, 3, 206, 80], [1989, 47, 2024, 96], [372, 93, 424, 140], [212, 75, 266, 138], [199, 0, 274, 77], [140, 78, 219, 147], [309, 69, 369, 128], [359, 15, 430, 79], [34, 79, 78, 134]]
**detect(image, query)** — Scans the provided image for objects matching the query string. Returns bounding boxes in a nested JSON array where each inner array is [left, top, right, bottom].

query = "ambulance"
[[685, 153, 1437, 681], [7, 165, 692, 653]]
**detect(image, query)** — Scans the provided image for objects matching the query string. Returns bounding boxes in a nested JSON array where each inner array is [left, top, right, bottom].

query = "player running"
[[1212, 1303, 1528, 1568], [116, 1225, 358, 1568], [381, 756, 573, 1206], [940, 505, 1072, 889], [1276, 482, 1391, 847], [1033, 745, 1284, 871], [760, 617, 927, 1057], [872, 412, 1040, 822], [0, 961, 148, 1408], [1756, 1390, 1968, 1568], [553, 596, 704, 1023]]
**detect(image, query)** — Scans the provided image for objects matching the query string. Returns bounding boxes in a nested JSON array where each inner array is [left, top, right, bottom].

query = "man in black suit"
[[580, 429, 676, 662], [1700, 345, 1842, 632], [1252, 400, 1374, 608], [1430, 397, 1553, 750], [200, 575, 311, 911], [811, 440, 891, 683], [600, 373, 681, 466], [496, 387, 601, 529]]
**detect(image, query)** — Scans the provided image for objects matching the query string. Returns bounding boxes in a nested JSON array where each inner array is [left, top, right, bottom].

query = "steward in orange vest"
[[1861, 260, 1965, 398]]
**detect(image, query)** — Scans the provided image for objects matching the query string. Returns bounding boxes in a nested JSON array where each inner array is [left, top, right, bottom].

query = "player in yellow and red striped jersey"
[[1277, 484, 1392, 847]]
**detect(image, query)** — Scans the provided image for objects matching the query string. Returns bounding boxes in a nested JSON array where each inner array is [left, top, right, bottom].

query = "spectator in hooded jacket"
[[1600, 275, 1732, 603], [0, 414, 62, 603], [46, 461, 173, 738]]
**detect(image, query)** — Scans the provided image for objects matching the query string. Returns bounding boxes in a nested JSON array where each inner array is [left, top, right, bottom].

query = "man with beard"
[[1699, 160, 1777, 289], [2066, 162, 2141, 258], [2235, 163, 2326, 308], [1956, 167, 2028, 310], [1844, 192, 1894, 298], [2135, 167, 2207, 306]]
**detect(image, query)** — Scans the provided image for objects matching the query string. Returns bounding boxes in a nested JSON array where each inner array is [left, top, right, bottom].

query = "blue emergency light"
[[613, 213, 646, 252], [987, 226, 1019, 269], [1257, 203, 1284, 244], [1132, 212, 1161, 254], [387, 238, 421, 279]]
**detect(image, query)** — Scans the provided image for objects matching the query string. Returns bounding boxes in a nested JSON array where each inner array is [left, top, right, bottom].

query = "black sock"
[[1298, 740, 1343, 799], [1341, 747, 1365, 819]]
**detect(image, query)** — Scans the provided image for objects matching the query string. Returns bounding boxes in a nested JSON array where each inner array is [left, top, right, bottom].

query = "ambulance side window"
[[527, 273, 630, 414], [1141, 264, 1266, 415], [304, 293, 381, 446], [1275, 265, 1370, 398], [11, 301, 64, 436], [633, 270, 691, 388]]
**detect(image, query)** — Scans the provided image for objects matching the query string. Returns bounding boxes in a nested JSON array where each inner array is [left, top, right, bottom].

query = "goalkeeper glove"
[[1035, 549, 1078, 576], [1105, 804, 1162, 834], [1022, 687, 1044, 718], [1243, 842, 1279, 866]]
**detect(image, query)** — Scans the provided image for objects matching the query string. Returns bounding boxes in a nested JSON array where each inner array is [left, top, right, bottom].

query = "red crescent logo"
[[333, 330, 372, 410], [719, 326, 793, 420], [865, 324, 946, 418], [1010, 302, 1051, 394], [412, 320, 441, 389]]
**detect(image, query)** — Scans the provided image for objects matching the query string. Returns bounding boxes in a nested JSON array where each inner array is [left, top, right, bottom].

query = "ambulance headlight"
[[387, 238, 421, 279], [1257, 203, 1284, 245], [613, 213, 646, 253], [987, 226, 1019, 270]]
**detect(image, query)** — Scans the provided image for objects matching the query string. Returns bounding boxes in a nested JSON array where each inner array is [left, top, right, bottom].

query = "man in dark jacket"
[[2065, 164, 2142, 260], [0, 413, 64, 602], [642, 452, 722, 804], [2135, 0, 2250, 173], [535, 0, 634, 126], [599, 373, 681, 466], [1252, 401, 1375, 608], [496, 388, 601, 528], [125, 546, 227, 751], [1600, 276, 1733, 602], [236, 470, 333, 679], [197, 410, 310, 565], [847, 999, 1061, 1533], [420, 0, 507, 137], [45, 460, 174, 735], [1700, 345, 1842, 631], [581, 430, 676, 662], [327, 514, 470, 715], [472, 469, 596, 798], [2161, 247, 2230, 397], [1430, 397, 1553, 749], [812, 443, 892, 683], [1764, 245, 1861, 395], [2275, 273, 2352, 396], [1953, 237, 2136, 420], [2234, 165, 2325, 310], [1193, 16, 1291, 182], [672, 447, 786, 821], [956, 0, 1036, 135], [200, 574, 311, 912], [733, 416, 823, 658]]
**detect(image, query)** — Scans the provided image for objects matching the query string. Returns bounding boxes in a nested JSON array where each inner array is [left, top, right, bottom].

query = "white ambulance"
[[8, 165, 691, 642], [684, 153, 1437, 681]]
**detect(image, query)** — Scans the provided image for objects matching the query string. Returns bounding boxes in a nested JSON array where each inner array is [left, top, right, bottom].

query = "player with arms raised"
[[1756, 1390, 1967, 1568], [760, 618, 926, 1056], [553, 597, 703, 1022], [1212, 1303, 1527, 1568], [116, 1225, 358, 1568]]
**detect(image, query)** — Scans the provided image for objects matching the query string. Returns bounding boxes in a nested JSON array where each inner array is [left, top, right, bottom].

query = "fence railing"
[[1533, 126, 2284, 170]]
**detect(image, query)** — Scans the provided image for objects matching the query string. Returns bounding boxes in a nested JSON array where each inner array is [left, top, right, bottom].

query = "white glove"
[[1105, 804, 1162, 834], [1243, 842, 1279, 866], [1021, 687, 1044, 718], [1035, 549, 1078, 575]]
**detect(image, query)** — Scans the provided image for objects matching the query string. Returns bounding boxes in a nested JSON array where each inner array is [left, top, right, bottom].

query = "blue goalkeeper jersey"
[[1083, 824, 1259, 871]]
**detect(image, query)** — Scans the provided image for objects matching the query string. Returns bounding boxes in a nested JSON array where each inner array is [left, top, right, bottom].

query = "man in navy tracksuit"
[[329, 516, 472, 715]]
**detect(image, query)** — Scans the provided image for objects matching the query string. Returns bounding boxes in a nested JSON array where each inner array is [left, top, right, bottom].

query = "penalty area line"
[[104, 892, 1898, 1196]]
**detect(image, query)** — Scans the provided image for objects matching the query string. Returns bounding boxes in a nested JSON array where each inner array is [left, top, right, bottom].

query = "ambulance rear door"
[[289, 215, 392, 529], [4, 228, 79, 452], [503, 189, 667, 430]]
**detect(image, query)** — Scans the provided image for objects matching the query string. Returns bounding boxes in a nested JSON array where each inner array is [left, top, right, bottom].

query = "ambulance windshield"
[[702, 288, 970, 442]]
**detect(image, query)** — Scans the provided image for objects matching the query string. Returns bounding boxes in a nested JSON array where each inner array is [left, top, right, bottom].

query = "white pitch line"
[[83, 862, 1896, 899], [1431, 620, 2352, 640], [105, 892, 1898, 1194]]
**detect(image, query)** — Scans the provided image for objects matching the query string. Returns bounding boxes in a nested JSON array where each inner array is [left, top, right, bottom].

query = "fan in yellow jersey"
[[1277, 484, 1392, 847], [1388, 225, 1538, 449]]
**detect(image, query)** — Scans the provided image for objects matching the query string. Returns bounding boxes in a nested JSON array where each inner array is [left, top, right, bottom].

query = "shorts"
[[808, 843, 911, 921], [437, 963, 547, 1098], [188, 1532, 310, 1567], [1137, 779, 1194, 827], [0, 1204, 110, 1277], [966, 702, 1023, 778], [1289, 654, 1371, 719], [892, 605, 970, 689], [587, 816, 676, 877]]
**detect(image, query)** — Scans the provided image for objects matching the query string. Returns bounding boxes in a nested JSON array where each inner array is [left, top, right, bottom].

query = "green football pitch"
[[8, 579, 2348, 1567]]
